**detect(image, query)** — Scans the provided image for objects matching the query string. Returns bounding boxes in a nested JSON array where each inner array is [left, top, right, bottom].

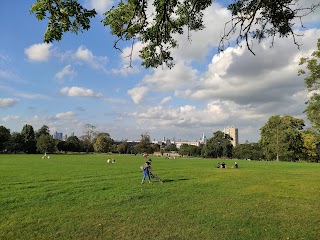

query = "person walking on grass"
[[141, 159, 152, 184]]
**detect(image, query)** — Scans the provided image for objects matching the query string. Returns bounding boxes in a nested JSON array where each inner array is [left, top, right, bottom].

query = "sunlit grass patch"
[[0, 154, 319, 239]]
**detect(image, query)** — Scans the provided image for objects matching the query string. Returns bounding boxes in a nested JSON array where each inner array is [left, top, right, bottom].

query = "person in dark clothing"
[[141, 159, 152, 184], [221, 162, 227, 169], [234, 162, 238, 168]]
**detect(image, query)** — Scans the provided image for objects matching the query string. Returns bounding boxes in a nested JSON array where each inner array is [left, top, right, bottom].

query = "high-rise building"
[[53, 132, 63, 140], [223, 126, 238, 147]]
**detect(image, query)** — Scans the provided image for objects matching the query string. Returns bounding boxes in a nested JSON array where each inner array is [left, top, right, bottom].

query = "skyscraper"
[[223, 126, 238, 147]]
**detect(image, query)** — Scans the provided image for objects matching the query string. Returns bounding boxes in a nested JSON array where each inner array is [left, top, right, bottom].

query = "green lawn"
[[0, 154, 319, 240]]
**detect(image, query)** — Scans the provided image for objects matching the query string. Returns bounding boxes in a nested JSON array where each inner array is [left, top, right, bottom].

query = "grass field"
[[0, 154, 319, 240]]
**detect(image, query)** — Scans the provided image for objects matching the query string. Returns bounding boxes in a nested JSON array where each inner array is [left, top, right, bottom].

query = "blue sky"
[[0, 0, 319, 143]]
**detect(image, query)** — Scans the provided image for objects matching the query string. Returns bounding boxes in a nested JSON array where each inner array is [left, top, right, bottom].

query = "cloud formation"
[[55, 111, 76, 120], [2, 115, 20, 122], [74, 45, 108, 70], [60, 86, 103, 98], [0, 98, 19, 108], [55, 65, 76, 80], [24, 43, 53, 62], [85, 0, 114, 14], [127, 86, 148, 104]]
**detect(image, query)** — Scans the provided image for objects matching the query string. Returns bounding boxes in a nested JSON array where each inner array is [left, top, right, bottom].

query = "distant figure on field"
[[234, 162, 238, 168], [216, 163, 221, 168], [221, 162, 227, 169], [141, 159, 152, 184]]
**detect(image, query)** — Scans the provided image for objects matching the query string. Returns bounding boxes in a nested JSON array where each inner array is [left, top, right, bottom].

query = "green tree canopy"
[[299, 38, 320, 132], [36, 125, 50, 139], [6, 132, 24, 154], [259, 115, 304, 161], [36, 134, 56, 153], [233, 142, 263, 160], [21, 124, 37, 154], [65, 135, 81, 152], [178, 144, 201, 157], [300, 129, 319, 162], [30, 0, 319, 68], [93, 132, 112, 153], [202, 131, 233, 158], [0, 126, 11, 152], [134, 133, 153, 154]]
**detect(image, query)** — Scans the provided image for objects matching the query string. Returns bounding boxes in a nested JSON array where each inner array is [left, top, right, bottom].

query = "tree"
[[117, 142, 128, 154], [30, 0, 319, 68], [165, 143, 178, 152], [0, 126, 11, 152], [82, 124, 98, 142], [35, 125, 50, 139], [79, 138, 94, 153], [300, 129, 319, 162], [56, 140, 67, 153], [178, 144, 201, 157], [233, 142, 263, 160], [299, 38, 320, 132], [179, 144, 190, 157], [93, 133, 112, 153], [80, 124, 97, 152], [259, 115, 304, 161], [65, 135, 81, 152], [36, 134, 56, 153], [6, 132, 24, 154], [202, 131, 233, 158], [21, 124, 37, 153], [134, 133, 153, 154]]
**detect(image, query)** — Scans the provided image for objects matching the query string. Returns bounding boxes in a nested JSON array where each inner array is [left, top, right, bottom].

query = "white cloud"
[[60, 86, 103, 98], [142, 61, 198, 92], [0, 98, 19, 108], [74, 45, 108, 70], [15, 92, 49, 100], [2, 115, 20, 122], [24, 43, 53, 62], [177, 29, 320, 107], [55, 111, 76, 120], [160, 96, 172, 105], [112, 65, 140, 76], [112, 41, 144, 75], [172, 2, 231, 62], [85, 0, 114, 14], [55, 65, 76, 80], [127, 86, 149, 104]]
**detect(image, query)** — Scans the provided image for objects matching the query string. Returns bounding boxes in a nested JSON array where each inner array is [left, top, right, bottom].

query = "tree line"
[[0, 117, 319, 162]]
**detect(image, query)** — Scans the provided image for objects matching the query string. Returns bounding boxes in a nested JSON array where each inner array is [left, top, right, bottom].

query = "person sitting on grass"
[[216, 163, 221, 168], [221, 162, 227, 169], [141, 159, 152, 184], [234, 162, 238, 168]]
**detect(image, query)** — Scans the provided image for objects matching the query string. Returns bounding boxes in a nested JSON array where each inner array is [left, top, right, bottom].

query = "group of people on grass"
[[216, 162, 238, 169], [140, 158, 239, 184]]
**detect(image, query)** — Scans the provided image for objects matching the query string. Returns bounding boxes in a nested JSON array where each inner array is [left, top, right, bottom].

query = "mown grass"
[[0, 154, 319, 240]]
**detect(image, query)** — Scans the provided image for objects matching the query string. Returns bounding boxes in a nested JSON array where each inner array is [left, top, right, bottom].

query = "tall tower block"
[[223, 126, 239, 147]]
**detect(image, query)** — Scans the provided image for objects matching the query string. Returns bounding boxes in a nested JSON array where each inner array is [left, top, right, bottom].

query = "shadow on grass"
[[161, 178, 189, 183]]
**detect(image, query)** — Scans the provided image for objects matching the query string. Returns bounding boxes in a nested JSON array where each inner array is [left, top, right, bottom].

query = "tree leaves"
[[30, 0, 319, 68], [299, 38, 320, 131], [30, 0, 97, 42]]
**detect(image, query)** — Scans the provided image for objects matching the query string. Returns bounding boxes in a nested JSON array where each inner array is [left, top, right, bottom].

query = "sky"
[[0, 0, 320, 143]]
